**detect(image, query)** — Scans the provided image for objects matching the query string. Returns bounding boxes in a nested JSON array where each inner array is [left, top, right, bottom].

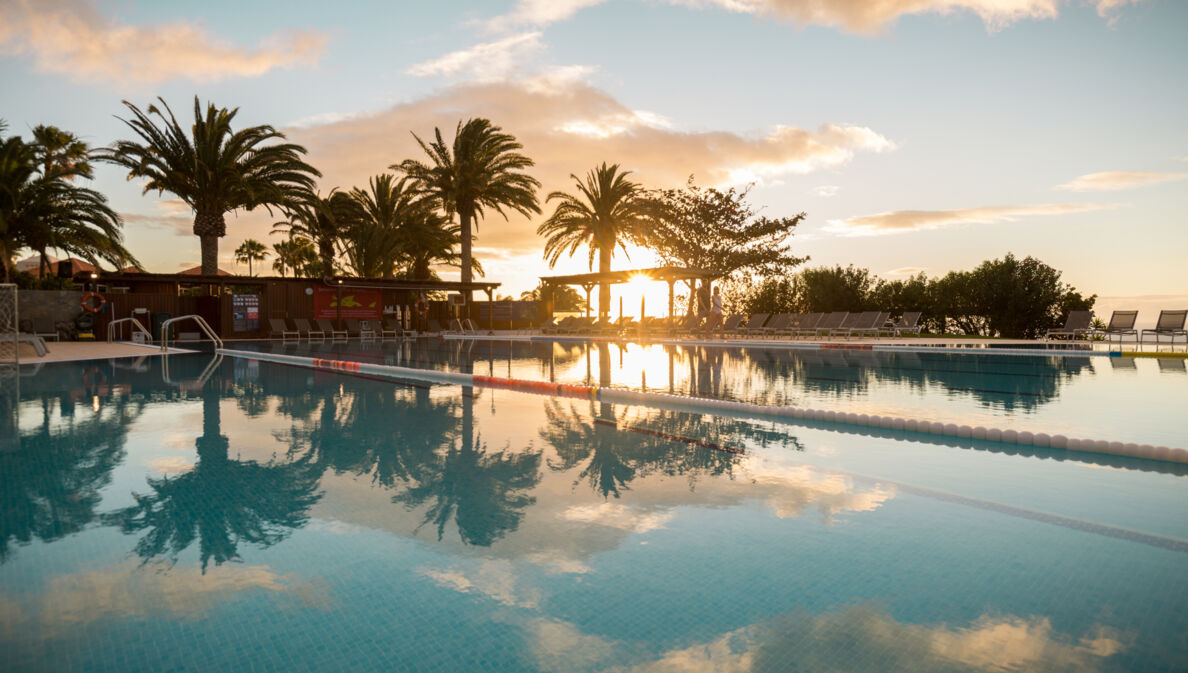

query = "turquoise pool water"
[[243, 339, 1188, 448], [1, 353, 1185, 672]]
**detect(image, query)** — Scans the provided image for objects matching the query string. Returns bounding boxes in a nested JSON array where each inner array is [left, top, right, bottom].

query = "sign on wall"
[[314, 286, 381, 319], [231, 294, 260, 332]]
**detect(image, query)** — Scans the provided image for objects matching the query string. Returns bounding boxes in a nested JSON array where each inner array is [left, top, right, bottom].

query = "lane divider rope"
[[219, 348, 1187, 465]]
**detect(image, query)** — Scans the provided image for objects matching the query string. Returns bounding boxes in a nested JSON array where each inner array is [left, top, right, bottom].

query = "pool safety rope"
[[219, 348, 1188, 465]]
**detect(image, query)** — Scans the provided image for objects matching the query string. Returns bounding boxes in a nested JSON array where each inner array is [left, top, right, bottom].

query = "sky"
[[1, 0, 1186, 319]]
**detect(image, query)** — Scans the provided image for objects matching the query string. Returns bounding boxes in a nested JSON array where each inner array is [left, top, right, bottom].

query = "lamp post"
[[336, 278, 343, 322]]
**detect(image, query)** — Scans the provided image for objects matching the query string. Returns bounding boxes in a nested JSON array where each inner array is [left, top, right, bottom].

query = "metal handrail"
[[160, 314, 223, 351], [107, 317, 153, 343]]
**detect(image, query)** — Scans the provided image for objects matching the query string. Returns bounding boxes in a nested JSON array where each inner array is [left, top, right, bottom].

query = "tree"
[[396, 118, 540, 298], [339, 174, 421, 279], [271, 236, 316, 277], [273, 189, 354, 277], [794, 265, 880, 313], [400, 205, 469, 280], [30, 125, 92, 180], [233, 238, 268, 276], [98, 96, 319, 275], [0, 122, 136, 281], [961, 253, 1095, 339], [642, 177, 807, 312], [521, 282, 586, 312], [537, 163, 652, 320]]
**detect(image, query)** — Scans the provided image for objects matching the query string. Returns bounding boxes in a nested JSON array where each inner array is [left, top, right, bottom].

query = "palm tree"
[[273, 189, 354, 278], [0, 125, 136, 281], [271, 236, 315, 277], [233, 238, 268, 276], [537, 163, 652, 320], [30, 125, 92, 180], [400, 204, 469, 280], [395, 118, 540, 299], [339, 174, 420, 279], [98, 97, 319, 275]]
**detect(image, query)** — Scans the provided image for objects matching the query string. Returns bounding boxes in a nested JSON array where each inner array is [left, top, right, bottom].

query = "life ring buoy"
[[415, 299, 429, 317], [81, 292, 106, 313]]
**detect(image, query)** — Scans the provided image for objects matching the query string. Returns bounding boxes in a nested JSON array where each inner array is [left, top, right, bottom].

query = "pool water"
[[244, 339, 1188, 448], [0, 354, 1185, 672]]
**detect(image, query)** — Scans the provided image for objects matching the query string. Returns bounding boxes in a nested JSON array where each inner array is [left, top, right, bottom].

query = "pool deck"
[[15, 341, 193, 363]]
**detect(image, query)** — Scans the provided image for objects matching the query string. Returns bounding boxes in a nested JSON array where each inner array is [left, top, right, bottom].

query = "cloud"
[[560, 502, 674, 533], [813, 184, 840, 197], [0, 0, 327, 84], [673, 0, 1143, 33], [485, 0, 608, 30], [288, 79, 893, 257], [825, 202, 1116, 236], [885, 266, 927, 276], [407, 31, 545, 81], [119, 213, 193, 237], [1054, 170, 1188, 192]]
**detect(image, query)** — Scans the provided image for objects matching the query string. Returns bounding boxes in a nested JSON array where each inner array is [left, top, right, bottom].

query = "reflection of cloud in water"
[[741, 455, 896, 521], [562, 503, 674, 533], [420, 559, 542, 609], [510, 605, 1127, 673], [146, 456, 194, 475], [14, 561, 329, 635]]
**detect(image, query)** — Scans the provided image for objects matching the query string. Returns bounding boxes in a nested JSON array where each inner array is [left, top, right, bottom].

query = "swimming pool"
[[241, 339, 1187, 449], [0, 352, 1184, 672]]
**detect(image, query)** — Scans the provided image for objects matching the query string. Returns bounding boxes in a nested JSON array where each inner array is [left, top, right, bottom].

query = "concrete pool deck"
[[13, 341, 193, 363]]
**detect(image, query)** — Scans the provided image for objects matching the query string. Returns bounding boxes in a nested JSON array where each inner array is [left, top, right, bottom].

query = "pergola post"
[[667, 279, 675, 326], [582, 284, 593, 318]]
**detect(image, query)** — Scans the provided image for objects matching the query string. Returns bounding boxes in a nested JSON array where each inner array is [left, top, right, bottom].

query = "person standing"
[[708, 285, 724, 334]]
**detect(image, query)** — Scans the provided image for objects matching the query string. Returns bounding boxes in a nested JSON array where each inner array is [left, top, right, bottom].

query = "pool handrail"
[[159, 314, 222, 351], [106, 316, 152, 344]]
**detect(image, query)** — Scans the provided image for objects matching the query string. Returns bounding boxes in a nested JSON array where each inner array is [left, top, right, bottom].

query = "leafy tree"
[[642, 177, 807, 311], [273, 188, 354, 277], [99, 96, 319, 275], [962, 253, 1095, 338], [0, 123, 136, 281], [538, 163, 652, 320], [396, 118, 540, 298], [338, 174, 415, 278], [30, 124, 92, 180], [794, 265, 880, 313], [233, 238, 268, 276], [271, 236, 316, 277], [521, 282, 586, 312]]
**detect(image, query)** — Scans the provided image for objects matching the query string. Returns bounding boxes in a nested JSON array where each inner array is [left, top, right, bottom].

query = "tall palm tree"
[[98, 97, 319, 275], [339, 174, 420, 279], [30, 125, 92, 180], [271, 236, 315, 277], [400, 208, 471, 280], [233, 238, 268, 276], [273, 188, 354, 278], [0, 125, 136, 281], [396, 118, 540, 298], [537, 163, 652, 320]]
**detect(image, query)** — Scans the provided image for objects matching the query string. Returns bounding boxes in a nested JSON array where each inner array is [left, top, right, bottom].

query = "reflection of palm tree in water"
[[539, 398, 789, 499], [0, 386, 142, 562], [394, 388, 542, 546], [105, 384, 321, 571]]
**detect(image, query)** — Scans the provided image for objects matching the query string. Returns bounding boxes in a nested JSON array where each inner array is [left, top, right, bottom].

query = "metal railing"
[[107, 317, 153, 344], [160, 314, 223, 351]]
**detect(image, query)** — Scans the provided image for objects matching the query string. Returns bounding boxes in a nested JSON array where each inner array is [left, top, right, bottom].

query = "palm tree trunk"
[[460, 210, 473, 302], [413, 258, 430, 281], [319, 238, 335, 279], [598, 246, 611, 321], [194, 210, 225, 276]]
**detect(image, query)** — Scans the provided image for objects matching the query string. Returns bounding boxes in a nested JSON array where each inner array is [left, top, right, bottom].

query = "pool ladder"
[[159, 314, 223, 351], [106, 317, 152, 343]]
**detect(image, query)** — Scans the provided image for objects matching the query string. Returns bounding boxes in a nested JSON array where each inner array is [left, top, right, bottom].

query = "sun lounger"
[[813, 312, 849, 338], [720, 314, 745, 335], [561, 317, 595, 335], [1140, 310, 1187, 348], [427, 319, 443, 333], [344, 319, 376, 340], [17, 332, 50, 357], [824, 311, 865, 338], [1044, 310, 1092, 341], [461, 319, 479, 334], [738, 313, 770, 338], [316, 319, 348, 340], [790, 313, 823, 338], [294, 318, 324, 340], [758, 313, 792, 339], [382, 318, 410, 340], [1092, 310, 1137, 347], [847, 311, 889, 339], [269, 318, 298, 341], [891, 311, 922, 336]]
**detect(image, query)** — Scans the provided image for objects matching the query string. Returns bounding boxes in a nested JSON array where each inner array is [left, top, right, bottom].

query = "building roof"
[[539, 266, 720, 287], [92, 271, 501, 292], [178, 265, 232, 276]]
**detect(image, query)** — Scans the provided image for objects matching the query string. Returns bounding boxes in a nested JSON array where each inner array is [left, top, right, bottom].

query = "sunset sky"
[[2, 0, 1185, 318]]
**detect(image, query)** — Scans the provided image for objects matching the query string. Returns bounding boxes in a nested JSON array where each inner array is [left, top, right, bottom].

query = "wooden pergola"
[[539, 266, 720, 320]]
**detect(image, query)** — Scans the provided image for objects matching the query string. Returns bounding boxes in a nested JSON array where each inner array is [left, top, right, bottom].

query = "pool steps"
[[219, 348, 1188, 465]]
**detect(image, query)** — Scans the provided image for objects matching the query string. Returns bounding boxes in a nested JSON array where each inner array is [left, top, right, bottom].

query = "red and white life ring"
[[415, 298, 429, 317], [81, 292, 106, 313]]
